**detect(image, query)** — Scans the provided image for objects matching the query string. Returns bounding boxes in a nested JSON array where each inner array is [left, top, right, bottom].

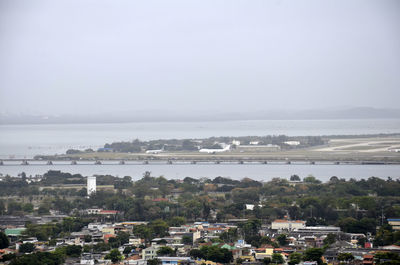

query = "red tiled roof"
[[282, 246, 294, 250], [126, 255, 141, 260], [273, 219, 305, 223], [100, 210, 119, 214], [152, 198, 169, 202], [260, 244, 274, 249], [206, 227, 225, 231]]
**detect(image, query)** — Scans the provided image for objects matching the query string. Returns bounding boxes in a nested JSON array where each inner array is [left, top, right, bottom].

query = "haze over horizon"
[[1, 0, 400, 116]]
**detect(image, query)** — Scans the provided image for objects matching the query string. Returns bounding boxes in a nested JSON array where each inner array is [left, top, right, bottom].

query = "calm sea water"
[[0, 162, 399, 181], [1, 119, 400, 180], [1, 119, 400, 159]]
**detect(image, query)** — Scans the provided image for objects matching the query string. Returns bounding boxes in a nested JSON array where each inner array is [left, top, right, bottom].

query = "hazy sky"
[[0, 0, 399, 115]]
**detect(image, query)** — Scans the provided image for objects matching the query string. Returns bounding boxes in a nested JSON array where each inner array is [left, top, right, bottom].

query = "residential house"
[[142, 246, 159, 260], [158, 257, 194, 265], [254, 245, 274, 260], [363, 254, 374, 265], [387, 219, 400, 231]]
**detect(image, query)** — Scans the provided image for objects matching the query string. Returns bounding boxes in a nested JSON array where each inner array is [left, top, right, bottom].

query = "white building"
[[87, 176, 96, 196], [245, 204, 263, 210], [232, 140, 241, 146], [284, 141, 300, 146], [129, 236, 143, 246], [142, 246, 159, 260], [271, 219, 306, 230], [124, 259, 147, 265]]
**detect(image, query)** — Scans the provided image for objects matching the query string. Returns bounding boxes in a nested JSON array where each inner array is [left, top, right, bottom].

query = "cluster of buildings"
[[199, 140, 282, 154], [1, 217, 400, 265]]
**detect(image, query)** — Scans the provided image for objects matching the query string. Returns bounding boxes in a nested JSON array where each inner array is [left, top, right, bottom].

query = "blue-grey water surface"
[[0, 162, 399, 182], [1, 119, 400, 181], [1, 119, 400, 159]]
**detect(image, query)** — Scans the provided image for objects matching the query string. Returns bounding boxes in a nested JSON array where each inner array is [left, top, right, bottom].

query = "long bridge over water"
[[0, 159, 394, 166]]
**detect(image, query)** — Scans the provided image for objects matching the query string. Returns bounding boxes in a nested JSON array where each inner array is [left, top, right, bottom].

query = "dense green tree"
[[303, 176, 321, 184], [19, 242, 35, 253], [374, 252, 400, 264], [263, 257, 272, 265], [323, 233, 336, 246], [374, 225, 400, 246], [288, 253, 302, 265], [276, 234, 288, 246], [123, 246, 133, 255], [148, 258, 161, 265], [0, 200, 5, 215], [357, 237, 367, 247], [271, 253, 284, 264], [338, 217, 376, 234], [239, 219, 261, 244], [206, 246, 233, 264], [184, 200, 202, 220], [232, 188, 260, 204], [93, 242, 110, 252], [0, 232, 10, 249], [290, 175, 301, 181], [83, 245, 91, 253], [1, 253, 16, 262], [329, 176, 340, 183], [2, 171, 400, 233], [117, 231, 130, 245], [189, 249, 203, 259], [219, 228, 239, 243], [133, 225, 152, 243], [260, 236, 271, 245], [9, 252, 64, 265], [37, 204, 50, 215], [105, 249, 123, 263], [189, 246, 233, 264], [7, 201, 22, 214], [22, 203, 34, 213], [108, 237, 121, 248], [149, 219, 169, 238], [303, 248, 324, 265], [63, 245, 82, 257], [84, 235, 92, 243], [338, 253, 354, 263], [168, 216, 186, 227], [157, 246, 175, 257], [182, 235, 193, 245]]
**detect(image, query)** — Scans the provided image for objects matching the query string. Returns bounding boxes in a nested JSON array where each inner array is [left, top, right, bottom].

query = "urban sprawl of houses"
[[1, 174, 400, 265], [2, 214, 400, 265]]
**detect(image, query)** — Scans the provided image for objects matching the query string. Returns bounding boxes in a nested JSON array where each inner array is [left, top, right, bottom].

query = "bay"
[[0, 162, 399, 182], [1, 119, 400, 159]]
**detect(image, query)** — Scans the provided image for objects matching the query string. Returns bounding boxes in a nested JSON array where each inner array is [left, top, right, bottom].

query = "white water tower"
[[87, 176, 96, 196]]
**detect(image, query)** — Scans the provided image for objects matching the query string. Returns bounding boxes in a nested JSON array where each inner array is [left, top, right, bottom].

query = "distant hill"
[[1, 107, 400, 125]]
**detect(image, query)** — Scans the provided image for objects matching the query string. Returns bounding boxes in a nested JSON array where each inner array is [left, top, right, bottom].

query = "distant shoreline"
[[27, 134, 400, 163], [2, 117, 400, 126], [2, 107, 400, 125]]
